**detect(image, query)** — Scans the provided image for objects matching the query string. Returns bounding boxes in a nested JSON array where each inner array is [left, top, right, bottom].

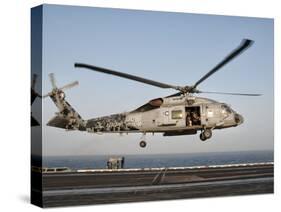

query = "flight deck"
[[32, 162, 274, 207]]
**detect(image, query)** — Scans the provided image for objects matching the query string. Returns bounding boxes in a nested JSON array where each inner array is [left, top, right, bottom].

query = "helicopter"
[[45, 39, 261, 148]]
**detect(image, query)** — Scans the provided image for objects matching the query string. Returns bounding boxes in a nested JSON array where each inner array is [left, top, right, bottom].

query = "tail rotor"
[[43, 73, 79, 98]]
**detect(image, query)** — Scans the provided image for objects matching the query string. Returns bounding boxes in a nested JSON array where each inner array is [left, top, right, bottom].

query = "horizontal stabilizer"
[[47, 115, 71, 129]]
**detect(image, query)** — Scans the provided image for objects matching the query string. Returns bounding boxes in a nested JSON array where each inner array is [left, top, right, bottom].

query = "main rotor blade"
[[75, 63, 181, 90], [49, 73, 57, 89], [198, 91, 261, 96], [193, 39, 254, 89], [59, 81, 79, 91]]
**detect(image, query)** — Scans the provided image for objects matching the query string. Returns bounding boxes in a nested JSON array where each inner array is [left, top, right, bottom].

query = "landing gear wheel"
[[200, 133, 207, 141], [140, 140, 147, 148], [203, 129, 212, 139]]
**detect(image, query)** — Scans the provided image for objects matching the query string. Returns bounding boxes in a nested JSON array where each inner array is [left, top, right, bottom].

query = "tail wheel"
[[140, 140, 147, 148], [200, 133, 207, 141]]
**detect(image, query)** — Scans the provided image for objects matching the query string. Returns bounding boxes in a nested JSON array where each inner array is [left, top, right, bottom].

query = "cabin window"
[[172, 110, 183, 119]]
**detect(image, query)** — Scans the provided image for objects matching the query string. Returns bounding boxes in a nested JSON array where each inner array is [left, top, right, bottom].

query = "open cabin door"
[[185, 106, 201, 127]]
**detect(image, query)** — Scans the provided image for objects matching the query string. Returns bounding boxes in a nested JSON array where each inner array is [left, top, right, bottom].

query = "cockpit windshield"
[[133, 98, 163, 113]]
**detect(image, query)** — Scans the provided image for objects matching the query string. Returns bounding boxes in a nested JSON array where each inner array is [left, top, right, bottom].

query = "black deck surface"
[[38, 163, 273, 207]]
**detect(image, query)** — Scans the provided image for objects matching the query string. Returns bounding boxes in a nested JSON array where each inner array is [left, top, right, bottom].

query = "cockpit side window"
[[221, 104, 232, 114]]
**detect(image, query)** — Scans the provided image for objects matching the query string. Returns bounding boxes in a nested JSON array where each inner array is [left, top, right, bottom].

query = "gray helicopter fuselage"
[[84, 95, 243, 135]]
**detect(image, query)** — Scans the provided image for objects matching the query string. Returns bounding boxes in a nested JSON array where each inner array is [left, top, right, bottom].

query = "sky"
[[32, 4, 274, 156]]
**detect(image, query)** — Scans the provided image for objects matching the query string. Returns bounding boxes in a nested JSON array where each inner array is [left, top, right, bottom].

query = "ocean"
[[42, 150, 273, 170]]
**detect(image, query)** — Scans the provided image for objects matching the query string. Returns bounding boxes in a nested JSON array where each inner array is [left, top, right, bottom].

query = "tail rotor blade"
[[49, 73, 57, 89], [43, 91, 54, 98], [59, 81, 79, 91]]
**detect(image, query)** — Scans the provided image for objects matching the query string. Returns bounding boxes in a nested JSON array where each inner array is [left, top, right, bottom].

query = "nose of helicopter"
[[234, 113, 244, 125]]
